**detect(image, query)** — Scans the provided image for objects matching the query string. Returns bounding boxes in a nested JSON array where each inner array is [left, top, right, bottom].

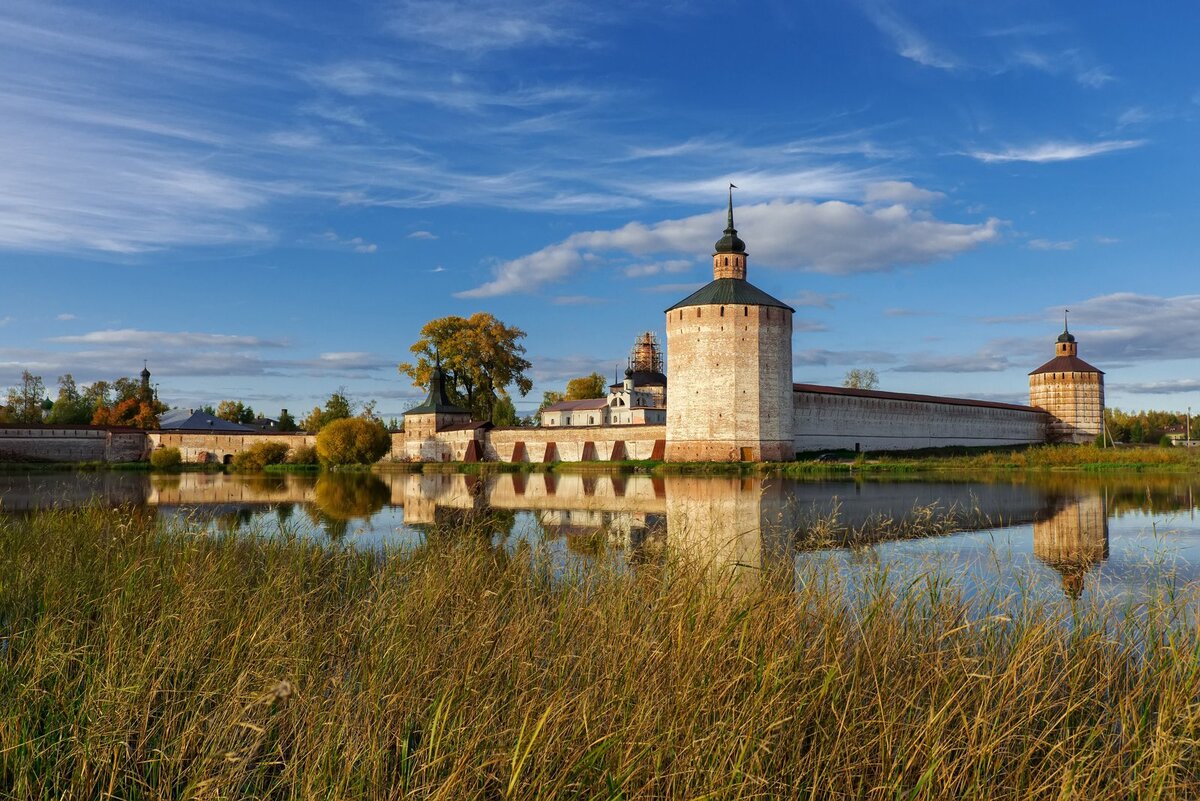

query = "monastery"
[[0, 194, 1106, 465], [397, 191, 1105, 463]]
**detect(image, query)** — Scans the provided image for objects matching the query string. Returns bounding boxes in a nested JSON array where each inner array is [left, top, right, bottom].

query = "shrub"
[[315, 418, 391, 466], [287, 444, 319, 465], [231, 441, 290, 471], [149, 447, 181, 470]]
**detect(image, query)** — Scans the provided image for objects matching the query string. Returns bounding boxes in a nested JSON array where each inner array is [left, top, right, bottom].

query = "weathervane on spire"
[[1064, 308, 1070, 332]]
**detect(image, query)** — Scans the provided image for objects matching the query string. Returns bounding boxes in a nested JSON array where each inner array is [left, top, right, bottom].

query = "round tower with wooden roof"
[[664, 188, 795, 461], [1028, 313, 1105, 443]]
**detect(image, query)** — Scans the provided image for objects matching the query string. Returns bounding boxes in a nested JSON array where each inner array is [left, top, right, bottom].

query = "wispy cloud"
[[893, 353, 1012, 373], [623, 259, 693, 278], [322, 231, 377, 253], [382, 0, 586, 53], [50, 329, 288, 349], [407, 230, 438, 240], [788, 291, 843, 309], [458, 198, 1001, 297], [55, 313, 76, 321], [1028, 238, 1077, 251], [969, 140, 1144, 163], [861, 1, 958, 70], [1115, 379, 1200, 396]]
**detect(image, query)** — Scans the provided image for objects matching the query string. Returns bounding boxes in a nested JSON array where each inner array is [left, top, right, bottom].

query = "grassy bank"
[[3, 508, 1199, 798]]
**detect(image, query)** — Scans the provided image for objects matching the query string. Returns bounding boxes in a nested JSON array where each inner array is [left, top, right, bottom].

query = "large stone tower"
[[1029, 315, 1105, 443], [664, 190, 795, 461]]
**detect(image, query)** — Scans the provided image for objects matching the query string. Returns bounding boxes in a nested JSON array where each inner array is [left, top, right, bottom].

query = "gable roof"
[[793, 383, 1045, 414], [665, 278, 794, 312], [1029, 355, 1104, 376], [159, 409, 258, 432]]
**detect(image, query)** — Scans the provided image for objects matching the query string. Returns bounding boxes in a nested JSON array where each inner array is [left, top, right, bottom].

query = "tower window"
[[744, 307, 748, 316], [724, 257, 729, 267], [696, 308, 701, 317], [720, 306, 724, 317]]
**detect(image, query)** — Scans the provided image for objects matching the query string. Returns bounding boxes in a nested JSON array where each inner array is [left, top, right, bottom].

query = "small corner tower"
[[1029, 312, 1105, 443], [664, 187, 795, 462], [403, 356, 472, 442]]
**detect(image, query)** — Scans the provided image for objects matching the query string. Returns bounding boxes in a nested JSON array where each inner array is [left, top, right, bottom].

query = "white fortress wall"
[[792, 386, 1047, 453]]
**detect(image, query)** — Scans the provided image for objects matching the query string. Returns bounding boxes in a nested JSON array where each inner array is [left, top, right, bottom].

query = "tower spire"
[[727, 183, 736, 231], [1064, 308, 1070, 335]]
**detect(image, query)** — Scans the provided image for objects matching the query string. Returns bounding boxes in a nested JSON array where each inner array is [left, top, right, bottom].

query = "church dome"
[[1057, 329, 1076, 344]]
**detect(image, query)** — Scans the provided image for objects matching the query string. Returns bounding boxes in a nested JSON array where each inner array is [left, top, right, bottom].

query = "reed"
[[2, 507, 1198, 799]]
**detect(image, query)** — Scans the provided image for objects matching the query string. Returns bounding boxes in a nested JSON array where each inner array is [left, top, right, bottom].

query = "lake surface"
[[4, 469, 1200, 603]]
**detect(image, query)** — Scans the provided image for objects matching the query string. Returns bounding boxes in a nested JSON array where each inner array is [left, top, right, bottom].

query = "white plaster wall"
[[792, 391, 1047, 452]]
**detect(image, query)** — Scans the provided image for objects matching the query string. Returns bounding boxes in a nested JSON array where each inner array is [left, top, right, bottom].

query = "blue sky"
[[3, 0, 1199, 418]]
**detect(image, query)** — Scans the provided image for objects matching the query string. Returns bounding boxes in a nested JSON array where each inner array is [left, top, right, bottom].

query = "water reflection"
[[2, 470, 1198, 597], [1032, 492, 1109, 599]]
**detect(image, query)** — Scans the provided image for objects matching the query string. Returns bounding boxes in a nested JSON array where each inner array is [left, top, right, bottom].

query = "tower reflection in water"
[[1032, 492, 1109, 599]]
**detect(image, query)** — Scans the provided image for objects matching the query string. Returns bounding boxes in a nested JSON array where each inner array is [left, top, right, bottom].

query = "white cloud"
[[383, 0, 583, 53], [457, 199, 1001, 297], [861, 2, 958, 70], [864, 181, 944, 206], [408, 230, 438, 240], [893, 353, 1012, 373], [55, 313, 76, 321], [323, 231, 377, 254], [0, 316, 12, 327], [788, 291, 842, 309], [623, 259, 693, 278], [50, 329, 287, 348], [969, 140, 1144, 163], [1028, 238, 1077, 251], [1095, 236, 1120, 245], [1116, 379, 1200, 396], [1057, 293, 1200, 363], [794, 349, 898, 367]]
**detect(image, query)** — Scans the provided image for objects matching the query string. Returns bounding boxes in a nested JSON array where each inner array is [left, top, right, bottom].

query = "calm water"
[[4, 469, 1200, 603]]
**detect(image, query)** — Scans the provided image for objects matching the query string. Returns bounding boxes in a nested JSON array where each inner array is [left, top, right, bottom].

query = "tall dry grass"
[[1, 507, 1199, 799]]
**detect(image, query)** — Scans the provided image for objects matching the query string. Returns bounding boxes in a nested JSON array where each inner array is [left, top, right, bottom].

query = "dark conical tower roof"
[[713, 186, 746, 254], [1057, 310, 1075, 343], [404, 356, 469, 416]]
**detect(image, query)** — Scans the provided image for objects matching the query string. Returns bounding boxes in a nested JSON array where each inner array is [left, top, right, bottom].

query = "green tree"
[[83, 380, 111, 412], [565, 372, 607, 400], [5, 371, 47, 423], [277, 409, 298, 432], [112, 376, 142, 403], [842, 369, 879, 390], [302, 390, 354, 432], [45, 374, 93, 425], [215, 400, 255, 424], [537, 390, 565, 414], [492, 394, 521, 426], [399, 313, 533, 424], [315, 417, 391, 465]]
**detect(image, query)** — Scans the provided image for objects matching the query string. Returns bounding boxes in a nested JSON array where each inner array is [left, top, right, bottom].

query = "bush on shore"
[[230, 441, 290, 471], [148, 447, 181, 470], [287, 443, 319, 465], [2, 507, 1199, 799], [315, 417, 390, 466]]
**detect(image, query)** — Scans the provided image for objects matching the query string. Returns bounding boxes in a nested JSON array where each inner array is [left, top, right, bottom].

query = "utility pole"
[[1188, 405, 1192, 444]]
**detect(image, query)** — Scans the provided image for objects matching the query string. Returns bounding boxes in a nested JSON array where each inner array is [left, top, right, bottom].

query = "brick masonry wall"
[[792, 391, 1048, 453], [485, 426, 666, 462], [0, 426, 149, 463], [665, 303, 793, 461], [1029, 372, 1104, 444], [150, 432, 317, 463]]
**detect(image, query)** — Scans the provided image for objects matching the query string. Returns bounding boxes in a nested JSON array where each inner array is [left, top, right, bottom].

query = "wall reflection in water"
[[0, 470, 1166, 597]]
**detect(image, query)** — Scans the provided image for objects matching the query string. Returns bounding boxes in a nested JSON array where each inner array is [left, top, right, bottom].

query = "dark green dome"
[[714, 185, 746, 254], [1057, 330, 1076, 344]]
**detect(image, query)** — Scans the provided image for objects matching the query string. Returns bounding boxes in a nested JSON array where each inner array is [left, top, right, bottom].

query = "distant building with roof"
[[540, 332, 668, 428], [159, 408, 258, 433]]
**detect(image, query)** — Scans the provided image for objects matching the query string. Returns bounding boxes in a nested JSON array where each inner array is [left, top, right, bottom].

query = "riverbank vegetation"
[[3, 507, 1199, 798]]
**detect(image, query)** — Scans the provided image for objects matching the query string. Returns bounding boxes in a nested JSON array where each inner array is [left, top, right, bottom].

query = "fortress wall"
[[149, 432, 316, 463], [793, 390, 1047, 453], [0, 426, 148, 463], [485, 425, 665, 462], [394, 428, 481, 463], [1029, 372, 1104, 444]]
